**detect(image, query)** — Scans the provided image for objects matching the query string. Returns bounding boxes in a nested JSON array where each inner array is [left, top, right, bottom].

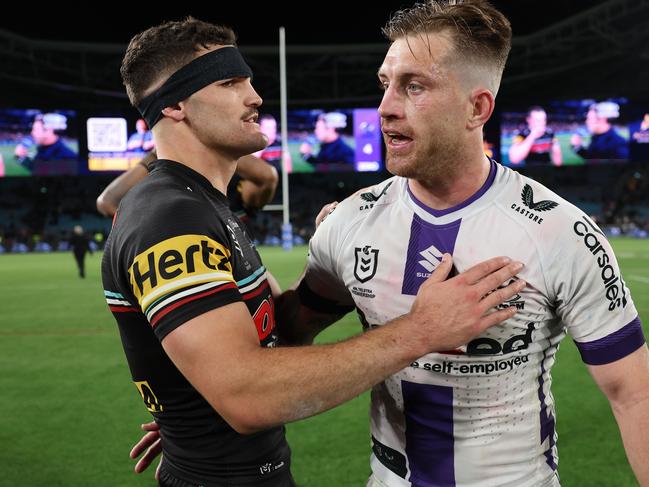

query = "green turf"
[[0, 239, 647, 486]]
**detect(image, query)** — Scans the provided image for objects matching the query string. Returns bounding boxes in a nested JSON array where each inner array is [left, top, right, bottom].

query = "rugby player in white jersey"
[[281, 1, 649, 486]]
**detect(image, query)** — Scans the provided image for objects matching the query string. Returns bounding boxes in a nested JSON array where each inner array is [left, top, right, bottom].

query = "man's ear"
[[467, 88, 495, 130], [161, 104, 185, 122]]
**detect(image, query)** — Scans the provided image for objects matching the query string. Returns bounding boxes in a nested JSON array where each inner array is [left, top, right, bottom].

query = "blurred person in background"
[[70, 225, 92, 278], [508, 106, 562, 165], [300, 111, 355, 166], [571, 101, 629, 160], [253, 113, 292, 172], [31, 113, 77, 162], [126, 118, 156, 152], [630, 112, 649, 161]]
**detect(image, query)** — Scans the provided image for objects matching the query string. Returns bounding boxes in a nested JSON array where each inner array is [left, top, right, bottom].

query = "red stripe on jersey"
[[109, 305, 139, 313], [241, 281, 270, 301], [150, 282, 238, 328], [531, 141, 552, 151]]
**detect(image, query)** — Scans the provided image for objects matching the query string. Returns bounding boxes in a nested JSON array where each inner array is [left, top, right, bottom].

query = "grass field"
[[0, 239, 647, 486]]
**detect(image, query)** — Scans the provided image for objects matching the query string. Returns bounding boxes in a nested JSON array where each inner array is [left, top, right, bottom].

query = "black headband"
[[136, 46, 253, 128]]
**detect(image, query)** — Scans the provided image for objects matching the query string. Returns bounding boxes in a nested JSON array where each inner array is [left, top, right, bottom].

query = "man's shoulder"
[[121, 172, 214, 225], [498, 169, 590, 241], [316, 177, 399, 239], [339, 177, 398, 216]]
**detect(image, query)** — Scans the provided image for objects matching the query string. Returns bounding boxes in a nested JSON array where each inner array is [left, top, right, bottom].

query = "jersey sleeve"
[[512, 130, 525, 144], [549, 213, 644, 365], [125, 195, 242, 340], [300, 203, 356, 314]]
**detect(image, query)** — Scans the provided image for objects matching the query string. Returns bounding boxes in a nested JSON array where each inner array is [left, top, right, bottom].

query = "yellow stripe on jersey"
[[128, 234, 234, 308]]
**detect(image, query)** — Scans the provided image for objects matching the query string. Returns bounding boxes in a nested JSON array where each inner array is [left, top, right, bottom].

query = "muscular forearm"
[[273, 286, 341, 345], [96, 162, 150, 216], [591, 346, 649, 486], [222, 314, 424, 433], [236, 154, 278, 187], [612, 393, 649, 485], [236, 155, 278, 209]]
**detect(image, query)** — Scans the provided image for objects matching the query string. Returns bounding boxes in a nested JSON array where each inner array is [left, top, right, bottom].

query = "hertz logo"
[[129, 235, 233, 307]]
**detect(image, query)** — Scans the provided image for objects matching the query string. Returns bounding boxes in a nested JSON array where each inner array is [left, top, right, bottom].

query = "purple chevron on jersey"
[[401, 214, 461, 296]]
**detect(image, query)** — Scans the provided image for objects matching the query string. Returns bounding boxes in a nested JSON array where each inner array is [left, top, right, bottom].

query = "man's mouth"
[[243, 112, 259, 123], [383, 129, 413, 145]]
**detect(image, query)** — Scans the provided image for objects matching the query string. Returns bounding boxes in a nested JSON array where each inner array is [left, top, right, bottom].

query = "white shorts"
[[366, 474, 391, 487]]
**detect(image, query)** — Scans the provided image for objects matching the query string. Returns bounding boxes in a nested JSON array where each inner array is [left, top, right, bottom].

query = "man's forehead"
[[379, 34, 451, 77]]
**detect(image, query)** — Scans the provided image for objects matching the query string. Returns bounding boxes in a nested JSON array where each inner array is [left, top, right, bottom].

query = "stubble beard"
[[196, 121, 267, 160], [386, 136, 461, 185]]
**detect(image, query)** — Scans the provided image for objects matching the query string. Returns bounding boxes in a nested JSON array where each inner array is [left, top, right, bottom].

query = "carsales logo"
[[573, 216, 627, 311]]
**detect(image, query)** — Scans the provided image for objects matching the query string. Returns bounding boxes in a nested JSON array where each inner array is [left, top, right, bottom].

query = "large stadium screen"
[[500, 98, 630, 167], [275, 108, 382, 173], [0, 109, 80, 177], [86, 117, 155, 172]]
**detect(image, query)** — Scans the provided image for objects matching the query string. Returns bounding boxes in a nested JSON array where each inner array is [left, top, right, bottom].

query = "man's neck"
[[408, 152, 492, 211], [155, 135, 235, 195]]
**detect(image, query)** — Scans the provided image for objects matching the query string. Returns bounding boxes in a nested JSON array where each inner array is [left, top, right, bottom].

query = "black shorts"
[[158, 464, 297, 487]]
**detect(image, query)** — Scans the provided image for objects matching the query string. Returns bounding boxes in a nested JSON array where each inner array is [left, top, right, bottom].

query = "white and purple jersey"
[[302, 161, 644, 487]]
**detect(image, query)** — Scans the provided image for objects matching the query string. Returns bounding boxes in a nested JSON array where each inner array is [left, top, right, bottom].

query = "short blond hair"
[[383, 0, 512, 92]]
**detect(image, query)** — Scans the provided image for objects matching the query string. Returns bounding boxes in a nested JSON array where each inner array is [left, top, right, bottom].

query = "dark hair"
[[121, 17, 237, 106], [382, 0, 512, 82]]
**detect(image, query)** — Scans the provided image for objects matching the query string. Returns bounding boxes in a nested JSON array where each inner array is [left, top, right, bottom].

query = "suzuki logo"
[[418, 244, 443, 272]]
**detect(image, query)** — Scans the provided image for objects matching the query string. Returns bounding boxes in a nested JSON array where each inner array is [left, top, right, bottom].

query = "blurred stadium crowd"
[[0, 161, 647, 254]]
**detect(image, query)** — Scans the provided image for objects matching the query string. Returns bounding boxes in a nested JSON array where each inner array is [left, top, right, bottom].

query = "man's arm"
[[273, 284, 343, 345], [551, 137, 563, 166], [508, 134, 536, 164], [234, 154, 278, 210], [588, 345, 649, 485], [162, 255, 525, 434], [96, 152, 156, 216]]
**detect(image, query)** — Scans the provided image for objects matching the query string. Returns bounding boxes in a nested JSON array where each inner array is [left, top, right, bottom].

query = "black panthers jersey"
[[101, 160, 290, 485], [511, 128, 555, 164]]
